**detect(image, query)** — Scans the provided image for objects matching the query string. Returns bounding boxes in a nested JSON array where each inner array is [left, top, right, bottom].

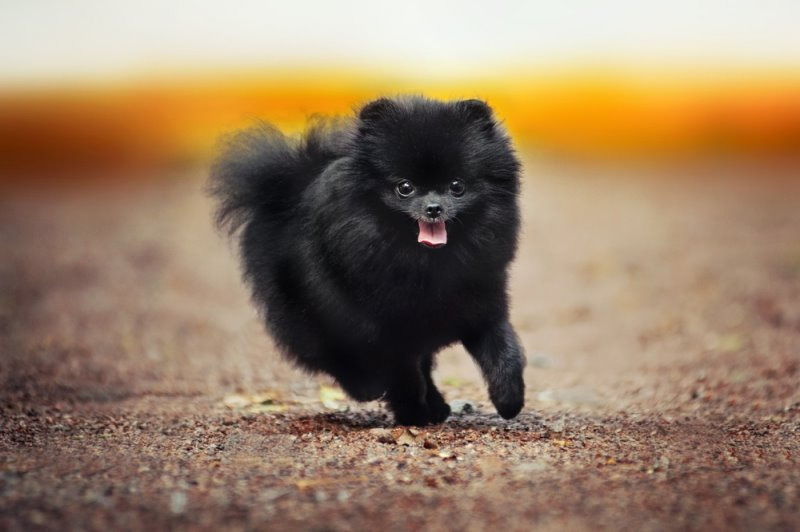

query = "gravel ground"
[[1, 160, 799, 531]]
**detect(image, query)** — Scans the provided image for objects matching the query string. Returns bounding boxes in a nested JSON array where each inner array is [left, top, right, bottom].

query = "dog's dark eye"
[[449, 179, 466, 197], [396, 181, 415, 198]]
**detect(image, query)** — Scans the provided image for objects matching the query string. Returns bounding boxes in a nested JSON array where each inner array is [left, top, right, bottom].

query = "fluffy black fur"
[[209, 96, 525, 425]]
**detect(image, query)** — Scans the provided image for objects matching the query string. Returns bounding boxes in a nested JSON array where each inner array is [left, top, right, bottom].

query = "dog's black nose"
[[425, 204, 443, 218]]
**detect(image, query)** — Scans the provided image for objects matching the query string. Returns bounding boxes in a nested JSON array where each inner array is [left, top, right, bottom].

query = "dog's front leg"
[[463, 320, 526, 419]]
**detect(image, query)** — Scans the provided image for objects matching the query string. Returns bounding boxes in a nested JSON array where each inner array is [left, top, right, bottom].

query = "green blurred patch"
[[706, 333, 745, 353], [319, 385, 347, 410], [442, 377, 468, 388], [785, 251, 800, 277]]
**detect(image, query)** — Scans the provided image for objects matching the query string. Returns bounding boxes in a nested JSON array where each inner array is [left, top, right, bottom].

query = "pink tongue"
[[417, 220, 447, 246]]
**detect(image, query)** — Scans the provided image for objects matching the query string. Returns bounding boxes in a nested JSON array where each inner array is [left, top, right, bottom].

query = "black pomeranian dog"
[[209, 96, 525, 425]]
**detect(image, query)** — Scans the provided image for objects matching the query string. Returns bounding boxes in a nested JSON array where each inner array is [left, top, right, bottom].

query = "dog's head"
[[353, 97, 520, 249]]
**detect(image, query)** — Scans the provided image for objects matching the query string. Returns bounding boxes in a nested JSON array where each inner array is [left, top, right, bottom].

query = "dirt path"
[[2, 161, 799, 530]]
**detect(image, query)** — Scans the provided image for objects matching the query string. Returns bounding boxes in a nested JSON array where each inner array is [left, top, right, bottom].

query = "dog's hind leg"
[[322, 348, 387, 402], [385, 357, 431, 426], [420, 352, 451, 423]]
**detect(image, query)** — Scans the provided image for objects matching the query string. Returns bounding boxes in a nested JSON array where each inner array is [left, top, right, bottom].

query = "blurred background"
[[1, 0, 798, 180]]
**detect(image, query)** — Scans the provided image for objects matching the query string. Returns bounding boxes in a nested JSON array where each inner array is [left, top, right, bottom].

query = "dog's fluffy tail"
[[208, 119, 346, 236]]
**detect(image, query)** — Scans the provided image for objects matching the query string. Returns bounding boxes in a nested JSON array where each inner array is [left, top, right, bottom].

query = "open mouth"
[[417, 220, 447, 248]]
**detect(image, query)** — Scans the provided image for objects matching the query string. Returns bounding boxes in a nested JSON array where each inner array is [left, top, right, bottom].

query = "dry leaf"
[[394, 427, 423, 446], [246, 403, 287, 413], [369, 428, 396, 444], [221, 392, 287, 413]]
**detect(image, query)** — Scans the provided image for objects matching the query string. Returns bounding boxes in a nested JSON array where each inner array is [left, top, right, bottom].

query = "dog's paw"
[[424, 385, 451, 424], [337, 375, 386, 402], [427, 398, 451, 424], [392, 406, 431, 427], [489, 378, 525, 420]]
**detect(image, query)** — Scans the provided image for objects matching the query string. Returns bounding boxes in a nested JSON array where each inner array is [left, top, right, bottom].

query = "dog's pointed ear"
[[359, 98, 398, 123], [456, 99, 495, 132]]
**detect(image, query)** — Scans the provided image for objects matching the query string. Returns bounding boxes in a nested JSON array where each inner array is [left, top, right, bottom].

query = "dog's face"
[[354, 97, 519, 249]]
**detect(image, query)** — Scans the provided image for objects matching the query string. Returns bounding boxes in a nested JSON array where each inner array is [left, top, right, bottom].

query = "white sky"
[[2, 0, 799, 83]]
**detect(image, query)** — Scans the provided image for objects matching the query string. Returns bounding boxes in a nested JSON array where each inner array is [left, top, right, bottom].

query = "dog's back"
[[209, 119, 347, 238]]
